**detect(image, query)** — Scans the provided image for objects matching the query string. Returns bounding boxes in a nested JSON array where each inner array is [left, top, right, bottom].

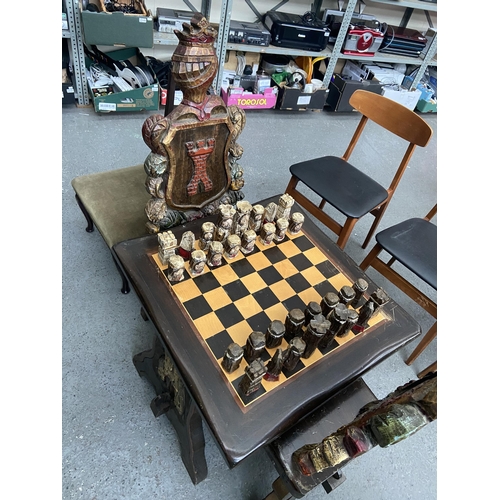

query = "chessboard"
[[151, 230, 389, 408]]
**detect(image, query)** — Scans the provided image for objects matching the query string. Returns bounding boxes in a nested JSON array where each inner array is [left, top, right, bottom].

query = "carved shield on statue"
[[163, 118, 232, 210]]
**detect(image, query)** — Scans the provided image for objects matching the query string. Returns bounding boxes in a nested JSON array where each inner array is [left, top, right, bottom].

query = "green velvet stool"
[[71, 164, 150, 293]]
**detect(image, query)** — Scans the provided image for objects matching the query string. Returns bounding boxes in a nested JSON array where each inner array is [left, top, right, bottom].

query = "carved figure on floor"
[[140, 13, 247, 234]]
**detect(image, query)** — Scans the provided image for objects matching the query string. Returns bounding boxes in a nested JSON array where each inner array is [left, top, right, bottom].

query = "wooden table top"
[[112, 195, 420, 467]]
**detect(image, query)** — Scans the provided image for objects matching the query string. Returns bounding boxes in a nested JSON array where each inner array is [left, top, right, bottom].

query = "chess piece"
[[264, 348, 284, 382], [158, 230, 177, 265], [189, 249, 206, 275], [167, 254, 185, 282], [276, 193, 295, 221], [320, 292, 339, 318], [320, 304, 349, 348], [283, 337, 306, 371], [370, 288, 390, 314], [336, 309, 359, 338], [224, 234, 241, 259], [215, 204, 236, 244], [206, 240, 223, 268], [243, 331, 266, 363], [221, 343, 244, 373], [265, 320, 286, 348], [338, 285, 356, 307], [199, 221, 216, 251], [260, 222, 276, 245], [240, 229, 257, 254], [352, 301, 375, 333], [178, 231, 195, 260], [239, 359, 267, 396], [288, 212, 304, 235], [304, 301, 322, 326], [351, 278, 369, 308], [249, 204, 264, 233], [274, 217, 289, 242], [263, 202, 277, 224], [285, 308, 305, 342], [233, 200, 252, 236], [302, 320, 327, 359]]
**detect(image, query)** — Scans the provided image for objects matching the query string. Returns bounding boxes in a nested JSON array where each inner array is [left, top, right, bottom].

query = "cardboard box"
[[81, 0, 153, 48], [86, 47, 159, 113], [381, 87, 422, 111], [275, 85, 329, 111], [326, 74, 383, 112], [416, 98, 437, 113], [221, 87, 277, 110], [62, 82, 75, 104]]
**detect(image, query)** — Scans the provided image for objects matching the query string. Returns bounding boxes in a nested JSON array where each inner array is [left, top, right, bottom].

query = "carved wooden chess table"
[[112, 195, 420, 485]]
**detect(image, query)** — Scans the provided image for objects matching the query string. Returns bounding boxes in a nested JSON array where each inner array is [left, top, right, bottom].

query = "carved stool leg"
[[133, 337, 208, 485], [75, 194, 94, 233], [263, 478, 294, 500]]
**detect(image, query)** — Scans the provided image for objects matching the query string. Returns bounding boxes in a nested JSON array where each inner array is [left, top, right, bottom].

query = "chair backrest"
[[349, 90, 433, 147]]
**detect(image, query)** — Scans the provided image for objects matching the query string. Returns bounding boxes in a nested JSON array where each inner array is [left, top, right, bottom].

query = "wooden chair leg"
[[405, 321, 437, 366], [263, 478, 294, 500], [359, 242, 384, 271], [418, 361, 437, 379], [362, 202, 389, 249], [337, 217, 358, 250], [285, 175, 299, 194]]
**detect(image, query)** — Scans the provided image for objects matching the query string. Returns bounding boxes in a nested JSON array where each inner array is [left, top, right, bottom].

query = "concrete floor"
[[62, 103, 437, 500]]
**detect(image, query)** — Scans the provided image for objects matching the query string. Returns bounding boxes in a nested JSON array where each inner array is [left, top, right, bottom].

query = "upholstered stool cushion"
[[289, 156, 388, 219], [376, 218, 437, 290], [71, 164, 150, 248]]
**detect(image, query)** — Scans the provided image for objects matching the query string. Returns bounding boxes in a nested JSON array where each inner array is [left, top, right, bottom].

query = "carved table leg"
[[75, 194, 94, 233], [112, 256, 130, 294], [133, 336, 208, 484]]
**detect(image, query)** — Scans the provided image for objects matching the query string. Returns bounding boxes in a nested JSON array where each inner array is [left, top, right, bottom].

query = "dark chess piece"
[[338, 285, 356, 307], [266, 320, 286, 348], [264, 348, 284, 382], [336, 309, 359, 338], [351, 278, 369, 308], [283, 337, 306, 371], [304, 301, 322, 326], [353, 288, 390, 332], [320, 292, 339, 318], [285, 308, 305, 342], [239, 359, 267, 396], [302, 320, 327, 359], [352, 301, 375, 333], [321, 304, 349, 349], [221, 343, 244, 373], [243, 331, 266, 363]]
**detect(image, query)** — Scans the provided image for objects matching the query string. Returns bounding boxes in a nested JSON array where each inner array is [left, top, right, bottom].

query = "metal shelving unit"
[[64, 0, 90, 106], [68, 0, 436, 107], [213, 0, 437, 93]]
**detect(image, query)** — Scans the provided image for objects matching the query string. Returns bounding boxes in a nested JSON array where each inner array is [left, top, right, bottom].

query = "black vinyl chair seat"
[[289, 156, 389, 219], [375, 217, 437, 290]]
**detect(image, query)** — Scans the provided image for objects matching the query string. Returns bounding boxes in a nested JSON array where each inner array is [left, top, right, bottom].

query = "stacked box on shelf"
[[85, 47, 159, 113], [326, 74, 383, 112], [81, 0, 154, 47]]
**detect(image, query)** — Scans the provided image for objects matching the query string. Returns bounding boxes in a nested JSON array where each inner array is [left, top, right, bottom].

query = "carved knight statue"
[[141, 13, 246, 233]]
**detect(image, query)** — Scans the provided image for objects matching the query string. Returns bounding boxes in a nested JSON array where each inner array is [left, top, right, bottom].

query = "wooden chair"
[[359, 205, 437, 369], [284, 89, 433, 250]]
